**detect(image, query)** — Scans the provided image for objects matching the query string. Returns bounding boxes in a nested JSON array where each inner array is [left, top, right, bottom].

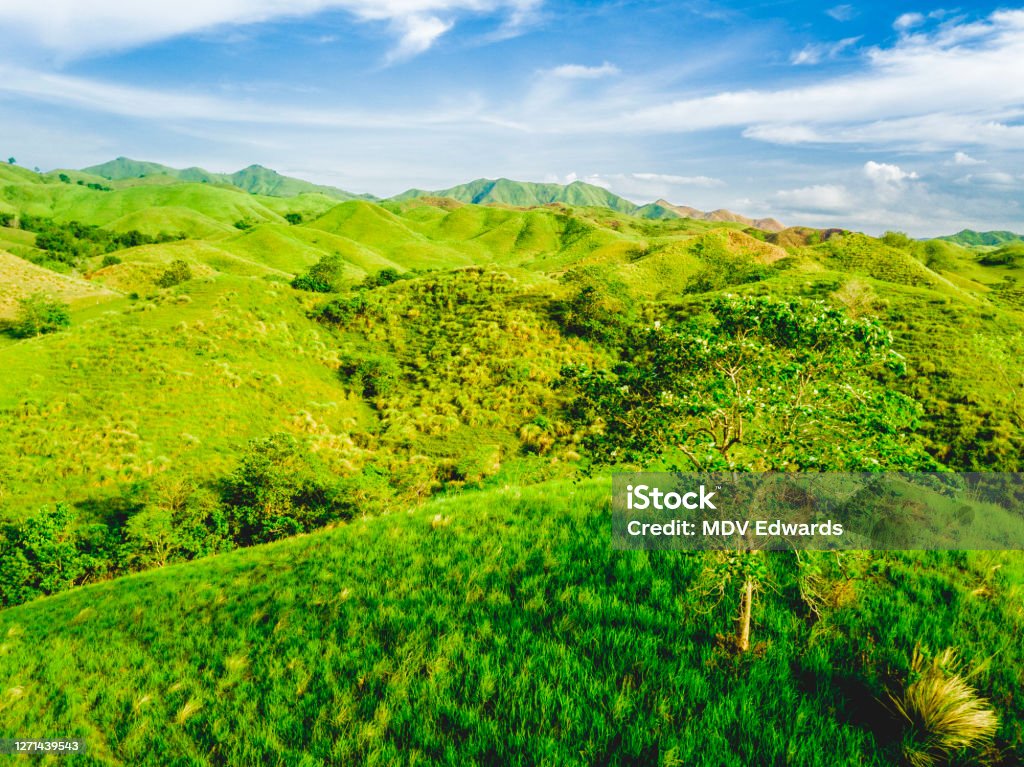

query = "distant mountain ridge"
[[393, 177, 785, 230], [938, 229, 1024, 247], [82, 157, 372, 202]]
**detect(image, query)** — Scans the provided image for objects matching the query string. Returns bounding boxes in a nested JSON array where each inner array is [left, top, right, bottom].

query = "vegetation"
[[0, 161, 1022, 764], [10, 292, 71, 337]]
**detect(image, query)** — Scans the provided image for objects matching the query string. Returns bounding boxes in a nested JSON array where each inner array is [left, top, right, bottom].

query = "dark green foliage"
[[0, 211, 13, 227], [338, 352, 401, 398], [16, 215, 181, 266], [221, 433, 345, 545], [563, 295, 934, 470], [57, 173, 71, 184], [551, 269, 631, 344], [360, 267, 404, 288], [11, 293, 71, 338], [979, 244, 1023, 267], [291, 253, 344, 292], [155, 259, 193, 288], [234, 218, 256, 230], [283, 212, 303, 225], [0, 505, 95, 606], [881, 231, 916, 250], [100, 254, 122, 267], [311, 293, 370, 324]]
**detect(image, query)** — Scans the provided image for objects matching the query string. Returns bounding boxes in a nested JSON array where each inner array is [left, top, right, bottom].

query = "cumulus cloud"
[[546, 62, 619, 79], [791, 36, 861, 65], [0, 0, 541, 60], [863, 161, 919, 186], [957, 171, 1018, 187]]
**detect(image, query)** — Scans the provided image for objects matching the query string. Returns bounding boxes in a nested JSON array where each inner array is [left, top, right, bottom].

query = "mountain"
[[392, 177, 641, 214], [82, 157, 371, 201], [938, 229, 1024, 248], [649, 198, 785, 232]]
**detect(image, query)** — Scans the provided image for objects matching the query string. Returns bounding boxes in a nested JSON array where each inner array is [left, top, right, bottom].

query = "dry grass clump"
[[889, 646, 999, 767]]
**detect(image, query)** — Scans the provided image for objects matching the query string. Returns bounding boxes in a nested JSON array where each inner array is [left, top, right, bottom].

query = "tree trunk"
[[736, 577, 754, 652]]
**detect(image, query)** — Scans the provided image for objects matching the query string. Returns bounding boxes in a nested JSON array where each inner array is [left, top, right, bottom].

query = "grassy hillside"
[[393, 178, 644, 215], [1, 479, 1021, 766], [939, 229, 1024, 249], [83, 157, 370, 202]]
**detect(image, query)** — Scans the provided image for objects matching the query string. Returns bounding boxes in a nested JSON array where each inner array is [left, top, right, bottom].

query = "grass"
[[0, 480, 1021, 765]]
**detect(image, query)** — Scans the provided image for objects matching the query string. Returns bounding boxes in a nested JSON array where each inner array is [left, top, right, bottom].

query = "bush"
[[0, 212, 13, 228], [156, 259, 194, 288], [0, 505, 93, 606], [12, 293, 71, 338], [311, 293, 369, 325], [291, 254, 344, 293], [100, 254, 122, 267], [284, 212, 303, 225], [361, 268, 404, 289], [221, 434, 343, 545], [338, 353, 401, 398]]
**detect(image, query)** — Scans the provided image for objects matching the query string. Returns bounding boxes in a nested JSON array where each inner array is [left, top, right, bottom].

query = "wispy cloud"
[[0, 0, 541, 61], [546, 62, 619, 79], [790, 36, 861, 65], [826, 5, 857, 23]]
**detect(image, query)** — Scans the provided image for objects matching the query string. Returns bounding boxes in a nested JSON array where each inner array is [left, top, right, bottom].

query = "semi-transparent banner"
[[612, 473, 1024, 550]]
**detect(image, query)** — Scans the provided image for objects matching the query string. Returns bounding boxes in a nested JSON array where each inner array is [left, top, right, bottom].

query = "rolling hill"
[[938, 229, 1024, 248], [83, 157, 371, 202]]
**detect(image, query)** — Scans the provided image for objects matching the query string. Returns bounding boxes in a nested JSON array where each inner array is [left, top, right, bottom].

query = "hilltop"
[[82, 157, 372, 202], [938, 229, 1024, 248], [650, 198, 785, 232]]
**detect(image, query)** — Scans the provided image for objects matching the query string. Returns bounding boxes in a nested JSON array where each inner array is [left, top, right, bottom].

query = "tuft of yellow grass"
[[889, 646, 999, 767], [174, 698, 203, 725]]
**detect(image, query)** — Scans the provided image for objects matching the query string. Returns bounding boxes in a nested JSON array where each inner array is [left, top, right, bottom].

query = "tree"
[[6, 157, 14, 165], [563, 295, 934, 472], [563, 295, 936, 652], [0, 504, 89, 606], [284, 212, 303, 225], [156, 259, 193, 288], [291, 253, 344, 293], [12, 293, 71, 338], [222, 434, 342, 545]]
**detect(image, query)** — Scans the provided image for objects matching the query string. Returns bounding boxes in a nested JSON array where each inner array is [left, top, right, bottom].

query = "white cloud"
[[546, 62, 619, 79], [826, 5, 857, 22], [0, 0, 541, 60], [773, 184, 854, 214], [863, 160, 919, 186], [952, 151, 984, 165], [894, 13, 926, 32], [958, 171, 1018, 187], [791, 36, 861, 65]]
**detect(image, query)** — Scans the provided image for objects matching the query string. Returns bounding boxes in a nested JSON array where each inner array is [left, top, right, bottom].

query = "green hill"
[[938, 229, 1024, 248], [1, 479, 1021, 765], [392, 178, 643, 215], [83, 157, 371, 202]]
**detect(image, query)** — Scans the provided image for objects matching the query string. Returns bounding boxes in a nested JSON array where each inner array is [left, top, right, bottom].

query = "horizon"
[[2, 1, 1023, 237]]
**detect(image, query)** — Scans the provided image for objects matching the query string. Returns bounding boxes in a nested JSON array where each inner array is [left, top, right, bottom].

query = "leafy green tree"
[[361, 267, 403, 289], [123, 476, 227, 568], [156, 259, 194, 288], [292, 254, 345, 293], [222, 434, 342, 545], [0, 505, 90, 606], [338, 353, 401, 398], [562, 295, 934, 472], [6, 157, 14, 165], [12, 293, 71, 338], [0, 212, 13, 227], [58, 173, 71, 184], [284, 212, 303, 225]]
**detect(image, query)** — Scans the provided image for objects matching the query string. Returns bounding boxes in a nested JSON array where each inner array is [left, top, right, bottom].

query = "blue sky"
[[1, 1, 1022, 235]]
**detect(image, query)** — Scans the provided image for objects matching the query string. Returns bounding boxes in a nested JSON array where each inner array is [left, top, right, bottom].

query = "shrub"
[[12, 293, 71, 338], [338, 353, 401, 398], [0, 505, 92, 606], [291, 254, 344, 293], [889, 646, 999, 767], [284, 212, 303, 225], [100, 254, 122, 267], [0, 212, 12, 227], [156, 259, 194, 288], [361, 268, 403, 289], [312, 294, 369, 325], [221, 434, 343, 545]]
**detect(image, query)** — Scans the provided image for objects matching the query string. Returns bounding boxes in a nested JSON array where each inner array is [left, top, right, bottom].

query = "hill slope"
[[938, 229, 1024, 248], [1, 479, 1020, 766]]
